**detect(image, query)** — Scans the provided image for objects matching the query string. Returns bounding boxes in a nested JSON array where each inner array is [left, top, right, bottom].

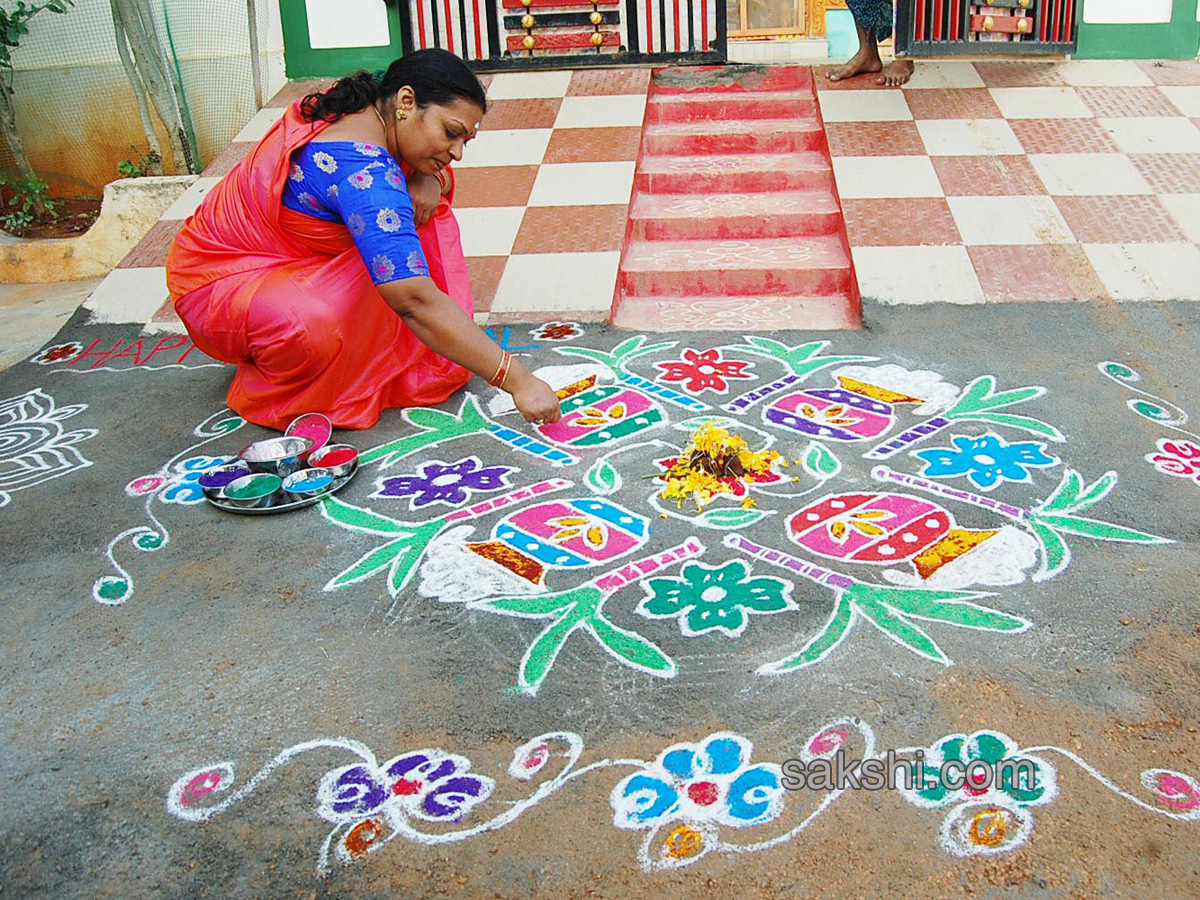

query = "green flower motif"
[[637, 560, 796, 638], [900, 730, 1057, 810]]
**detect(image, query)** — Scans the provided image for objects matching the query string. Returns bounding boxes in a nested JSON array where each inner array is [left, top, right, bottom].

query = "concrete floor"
[[0, 296, 1197, 899], [0, 278, 103, 371]]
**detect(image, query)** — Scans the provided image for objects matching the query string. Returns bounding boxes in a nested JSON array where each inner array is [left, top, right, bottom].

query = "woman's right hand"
[[509, 373, 563, 425]]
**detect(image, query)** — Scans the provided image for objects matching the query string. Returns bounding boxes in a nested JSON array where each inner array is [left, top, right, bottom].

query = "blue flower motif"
[[372, 456, 512, 510], [376, 207, 403, 232], [312, 150, 337, 173], [347, 213, 365, 237], [160, 455, 236, 505], [610, 733, 784, 833], [915, 432, 1059, 492]]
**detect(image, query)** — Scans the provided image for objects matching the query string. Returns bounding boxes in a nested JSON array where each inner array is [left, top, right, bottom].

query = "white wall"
[[1083, 0, 1173, 25], [306, 0, 390, 48]]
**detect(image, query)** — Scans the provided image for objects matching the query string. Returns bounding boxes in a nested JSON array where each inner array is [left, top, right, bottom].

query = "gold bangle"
[[488, 350, 511, 388]]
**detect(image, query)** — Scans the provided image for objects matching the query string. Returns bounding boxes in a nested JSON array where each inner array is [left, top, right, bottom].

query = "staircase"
[[611, 65, 861, 331]]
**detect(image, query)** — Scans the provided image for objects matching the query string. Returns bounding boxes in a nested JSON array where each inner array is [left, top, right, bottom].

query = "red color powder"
[[317, 448, 357, 467]]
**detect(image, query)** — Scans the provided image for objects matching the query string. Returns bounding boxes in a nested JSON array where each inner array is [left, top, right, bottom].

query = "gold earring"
[[395, 108, 408, 121]]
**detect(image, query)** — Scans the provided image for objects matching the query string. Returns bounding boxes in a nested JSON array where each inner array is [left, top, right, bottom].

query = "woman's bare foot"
[[876, 59, 915, 86], [827, 47, 883, 82]]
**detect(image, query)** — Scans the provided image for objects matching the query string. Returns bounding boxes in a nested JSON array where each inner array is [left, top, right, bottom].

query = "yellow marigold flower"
[[741, 497, 756, 509]]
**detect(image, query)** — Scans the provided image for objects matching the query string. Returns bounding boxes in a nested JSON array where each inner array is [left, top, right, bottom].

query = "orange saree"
[[166, 103, 472, 431]]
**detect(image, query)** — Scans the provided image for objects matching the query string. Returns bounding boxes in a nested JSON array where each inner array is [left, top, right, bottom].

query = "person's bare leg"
[[826, 22, 882, 82], [878, 57, 915, 86]]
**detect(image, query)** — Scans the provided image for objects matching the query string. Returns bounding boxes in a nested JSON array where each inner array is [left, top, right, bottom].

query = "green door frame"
[[1075, 0, 1200, 59], [279, 0, 405, 78]]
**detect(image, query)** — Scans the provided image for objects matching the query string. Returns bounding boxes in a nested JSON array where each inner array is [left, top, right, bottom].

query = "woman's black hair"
[[299, 48, 487, 123]]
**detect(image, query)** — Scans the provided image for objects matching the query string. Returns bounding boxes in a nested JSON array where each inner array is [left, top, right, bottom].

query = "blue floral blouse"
[[281, 141, 429, 285]]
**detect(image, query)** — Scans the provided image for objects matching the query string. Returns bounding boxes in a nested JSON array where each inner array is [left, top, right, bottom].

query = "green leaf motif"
[[1039, 469, 1085, 514], [758, 594, 854, 674], [324, 535, 413, 592], [1035, 513, 1172, 545], [320, 496, 410, 536], [803, 441, 841, 479], [587, 616, 676, 677], [857, 599, 950, 666], [519, 613, 584, 693], [694, 506, 772, 529], [584, 458, 621, 496], [1030, 520, 1070, 581]]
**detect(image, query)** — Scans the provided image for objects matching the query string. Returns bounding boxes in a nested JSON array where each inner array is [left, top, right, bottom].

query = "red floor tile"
[[512, 205, 628, 253], [482, 98, 562, 130], [968, 244, 1109, 301], [1129, 154, 1200, 194], [825, 121, 926, 156], [567, 68, 650, 96], [543, 127, 642, 163], [973, 62, 1066, 88], [467, 256, 507, 311], [1009, 118, 1120, 154], [1137, 60, 1200, 87], [202, 141, 255, 177], [148, 298, 184, 327], [1054, 195, 1187, 243], [932, 155, 1047, 196], [842, 198, 961, 246], [903, 88, 1002, 119], [1076, 86, 1181, 118], [116, 219, 184, 269], [453, 166, 539, 207]]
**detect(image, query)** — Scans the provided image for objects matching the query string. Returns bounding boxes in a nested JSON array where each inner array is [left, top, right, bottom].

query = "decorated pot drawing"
[[789, 491, 998, 580], [538, 386, 664, 448], [469, 497, 649, 585], [763, 376, 922, 442]]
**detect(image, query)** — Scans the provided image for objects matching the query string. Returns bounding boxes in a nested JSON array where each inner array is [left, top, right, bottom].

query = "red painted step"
[[612, 65, 861, 331]]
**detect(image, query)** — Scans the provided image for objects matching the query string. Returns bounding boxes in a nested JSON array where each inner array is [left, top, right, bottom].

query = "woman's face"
[[394, 90, 483, 176]]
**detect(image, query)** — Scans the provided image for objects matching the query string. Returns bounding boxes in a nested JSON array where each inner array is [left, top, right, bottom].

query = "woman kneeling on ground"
[[166, 49, 561, 430]]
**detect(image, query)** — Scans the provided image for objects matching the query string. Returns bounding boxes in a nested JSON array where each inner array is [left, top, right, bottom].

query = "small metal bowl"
[[281, 467, 336, 499], [198, 463, 251, 498], [238, 436, 314, 478], [308, 443, 358, 478], [285, 413, 332, 461], [220, 473, 283, 510]]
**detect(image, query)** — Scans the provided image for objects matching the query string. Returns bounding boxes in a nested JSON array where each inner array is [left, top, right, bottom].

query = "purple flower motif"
[[384, 165, 404, 189], [317, 750, 494, 825], [347, 213, 365, 237], [371, 254, 396, 281], [372, 456, 513, 510]]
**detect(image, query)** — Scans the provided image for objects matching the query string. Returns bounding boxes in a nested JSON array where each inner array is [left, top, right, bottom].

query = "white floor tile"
[[491, 252, 621, 312], [1099, 117, 1200, 154], [456, 128, 552, 168], [817, 89, 913, 122], [1160, 194, 1200, 243], [904, 61, 986, 90], [159, 177, 221, 220], [1057, 60, 1154, 87], [990, 87, 1092, 119], [486, 71, 573, 99], [83, 268, 169, 325], [1084, 243, 1200, 301], [1028, 153, 1151, 196], [527, 162, 636, 207], [1160, 86, 1200, 117], [948, 196, 1074, 245], [454, 207, 526, 257], [852, 246, 985, 305], [916, 119, 1023, 156], [554, 95, 647, 128], [232, 107, 286, 143], [832, 156, 943, 199]]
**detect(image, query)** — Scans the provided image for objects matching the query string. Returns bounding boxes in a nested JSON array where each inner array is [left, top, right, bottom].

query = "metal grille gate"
[[897, 0, 1079, 56], [398, 0, 727, 68]]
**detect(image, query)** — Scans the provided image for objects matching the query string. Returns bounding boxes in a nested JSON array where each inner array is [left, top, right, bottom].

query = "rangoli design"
[[0, 387, 97, 510]]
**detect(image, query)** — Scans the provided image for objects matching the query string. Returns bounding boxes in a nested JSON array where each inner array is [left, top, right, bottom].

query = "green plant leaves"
[[730, 338, 872, 380], [857, 598, 950, 666], [320, 496, 410, 536], [359, 395, 489, 468], [758, 594, 854, 674], [588, 615, 676, 677], [1035, 512, 1171, 544], [1030, 519, 1070, 582]]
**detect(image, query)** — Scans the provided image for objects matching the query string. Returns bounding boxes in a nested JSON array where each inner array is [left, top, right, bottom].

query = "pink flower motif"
[[655, 348, 754, 395], [1154, 773, 1200, 813], [180, 771, 222, 806], [1146, 438, 1200, 484], [371, 254, 395, 280], [289, 163, 304, 182], [808, 727, 849, 757], [126, 475, 166, 497], [31, 341, 83, 365]]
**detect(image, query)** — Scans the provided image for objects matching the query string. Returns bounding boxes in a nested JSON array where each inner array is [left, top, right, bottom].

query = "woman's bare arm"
[[377, 276, 562, 423]]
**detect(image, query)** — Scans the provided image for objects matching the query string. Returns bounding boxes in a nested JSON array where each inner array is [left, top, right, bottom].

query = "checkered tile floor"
[[818, 58, 1200, 304], [84, 58, 1200, 334]]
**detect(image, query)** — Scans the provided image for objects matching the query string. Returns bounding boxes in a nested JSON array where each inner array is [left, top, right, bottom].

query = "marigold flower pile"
[[658, 421, 784, 511]]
